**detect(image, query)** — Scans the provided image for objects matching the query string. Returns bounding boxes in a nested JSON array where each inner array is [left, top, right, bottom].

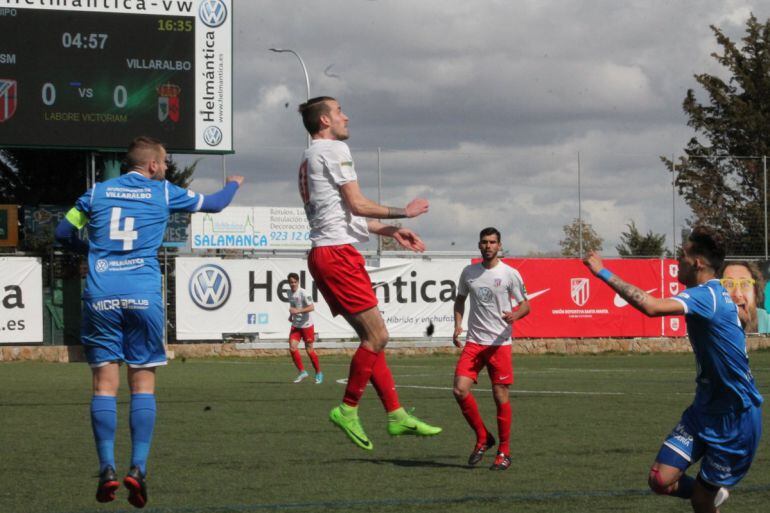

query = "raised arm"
[[339, 180, 428, 219], [583, 251, 684, 317], [199, 175, 244, 213]]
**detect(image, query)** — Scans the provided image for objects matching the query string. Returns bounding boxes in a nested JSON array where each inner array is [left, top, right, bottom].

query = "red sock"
[[497, 401, 512, 455], [290, 350, 304, 371], [307, 350, 321, 373], [370, 351, 401, 412], [458, 393, 487, 443], [343, 346, 379, 407]]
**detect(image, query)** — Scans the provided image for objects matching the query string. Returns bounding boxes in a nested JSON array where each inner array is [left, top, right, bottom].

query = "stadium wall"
[[3, 336, 770, 363]]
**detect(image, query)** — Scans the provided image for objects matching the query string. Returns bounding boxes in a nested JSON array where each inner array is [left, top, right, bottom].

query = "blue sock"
[[129, 394, 157, 475], [90, 395, 117, 472]]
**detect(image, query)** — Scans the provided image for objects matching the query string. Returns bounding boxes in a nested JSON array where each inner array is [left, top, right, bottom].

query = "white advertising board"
[[190, 207, 311, 250], [0, 257, 43, 343], [175, 257, 469, 340]]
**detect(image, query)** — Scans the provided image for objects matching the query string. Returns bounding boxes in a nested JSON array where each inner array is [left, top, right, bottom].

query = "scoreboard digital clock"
[[0, 1, 232, 153]]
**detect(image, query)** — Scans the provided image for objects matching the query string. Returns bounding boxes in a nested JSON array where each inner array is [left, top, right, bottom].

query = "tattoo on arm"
[[385, 207, 407, 219], [608, 275, 649, 311]]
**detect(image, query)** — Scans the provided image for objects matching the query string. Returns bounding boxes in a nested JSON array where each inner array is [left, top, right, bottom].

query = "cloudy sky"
[[179, 0, 770, 256]]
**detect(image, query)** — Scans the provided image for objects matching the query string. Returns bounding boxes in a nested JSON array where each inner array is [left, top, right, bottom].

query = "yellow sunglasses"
[[720, 278, 756, 292]]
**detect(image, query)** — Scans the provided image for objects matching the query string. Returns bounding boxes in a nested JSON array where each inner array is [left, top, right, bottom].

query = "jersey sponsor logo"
[[570, 278, 590, 307], [477, 286, 494, 303], [95, 259, 109, 273], [189, 264, 231, 310], [203, 126, 223, 146], [91, 298, 149, 311], [95, 257, 145, 273], [198, 0, 228, 28], [0, 78, 17, 123]]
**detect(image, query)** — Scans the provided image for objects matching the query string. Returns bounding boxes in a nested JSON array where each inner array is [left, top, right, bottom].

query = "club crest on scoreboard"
[[0, 78, 17, 123], [157, 83, 181, 127]]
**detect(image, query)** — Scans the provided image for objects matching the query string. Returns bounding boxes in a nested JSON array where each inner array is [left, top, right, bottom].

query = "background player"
[[453, 227, 530, 470], [287, 272, 323, 384], [583, 227, 762, 512], [55, 136, 243, 508], [298, 96, 441, 451]]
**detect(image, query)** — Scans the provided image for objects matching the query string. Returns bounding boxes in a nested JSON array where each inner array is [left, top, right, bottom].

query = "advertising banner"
[[190, 207, 311, 250], [175, 257, 467, 340], [0, 257, 43, 343], [504, 258, 686, 338], [175, 256, 686, 341]]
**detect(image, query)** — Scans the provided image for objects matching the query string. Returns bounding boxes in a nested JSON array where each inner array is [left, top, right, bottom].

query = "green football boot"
[[387, 407, 443, 437], [329, 404, 373, 451]]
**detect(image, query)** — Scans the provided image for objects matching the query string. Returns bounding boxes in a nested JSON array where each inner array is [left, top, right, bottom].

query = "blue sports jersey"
[[75, 172, 202, 298], [672, 279, 763, 414]]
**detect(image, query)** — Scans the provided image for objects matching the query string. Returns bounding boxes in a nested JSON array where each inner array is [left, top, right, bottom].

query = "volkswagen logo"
[[203, 126, 223, 146], [95, 259, 108, 273], [189, 264, 231, 310], [199, 0, 228, 28], [477, 287, 494, 303]]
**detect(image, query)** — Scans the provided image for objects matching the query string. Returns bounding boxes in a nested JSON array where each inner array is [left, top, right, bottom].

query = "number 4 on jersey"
[[110, 207, 138, 250]]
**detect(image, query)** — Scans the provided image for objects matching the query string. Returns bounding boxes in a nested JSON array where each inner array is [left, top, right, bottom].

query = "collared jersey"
[[289, 287, 314, 328], [299, 139, 369, 247], [74, 172, 203, 298], [458, 261, 527, 346], [672, 279, 763, 414]]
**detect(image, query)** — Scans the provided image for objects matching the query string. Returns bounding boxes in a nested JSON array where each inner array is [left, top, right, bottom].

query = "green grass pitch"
[[2, 351, 770, 513]]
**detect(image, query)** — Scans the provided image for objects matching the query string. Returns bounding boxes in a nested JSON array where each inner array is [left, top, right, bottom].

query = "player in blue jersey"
[[55, 136, 243, 508], [583, 226, 762, 513]]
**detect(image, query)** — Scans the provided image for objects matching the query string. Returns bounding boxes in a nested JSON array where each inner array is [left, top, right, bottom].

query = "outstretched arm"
[[583, 251, 684, 317], [199, 175, 244, 213], [340, 181, 428, 219]]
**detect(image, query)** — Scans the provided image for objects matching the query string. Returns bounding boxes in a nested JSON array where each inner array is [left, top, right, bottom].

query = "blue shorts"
[[657, 403, 762, 487], [81, 293, 166, 368]]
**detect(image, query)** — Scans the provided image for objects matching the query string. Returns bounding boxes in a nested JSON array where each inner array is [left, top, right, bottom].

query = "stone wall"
[[3, 337, 770, 362]]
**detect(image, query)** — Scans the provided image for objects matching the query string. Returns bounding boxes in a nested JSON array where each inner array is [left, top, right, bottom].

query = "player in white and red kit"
[[287, 272, 323, 384], [453, 227, 530, 470], [297, 96, 441, 451]]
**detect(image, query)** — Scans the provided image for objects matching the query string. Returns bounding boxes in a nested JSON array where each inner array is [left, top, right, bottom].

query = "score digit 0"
[[40, 83, 127, 108]]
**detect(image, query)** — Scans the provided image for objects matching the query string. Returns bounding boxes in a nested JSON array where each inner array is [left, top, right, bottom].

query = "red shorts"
[[307, 244, 378, 317], [289, 326, 315, 343], [455, 342, 513, 385]]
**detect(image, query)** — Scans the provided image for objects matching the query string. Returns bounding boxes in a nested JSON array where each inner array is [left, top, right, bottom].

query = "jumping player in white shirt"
[[297, 96, 441, 451], [287, 272, 323, 384], [453, 227, 530, 470]]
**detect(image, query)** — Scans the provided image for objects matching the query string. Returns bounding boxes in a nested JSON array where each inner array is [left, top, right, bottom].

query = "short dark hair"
[[124, 136, 164, 171], [687, 226, 725, 270], [298, 96, 336, 135], [479, 227, 501, 243], [287, 272, 300, 281]]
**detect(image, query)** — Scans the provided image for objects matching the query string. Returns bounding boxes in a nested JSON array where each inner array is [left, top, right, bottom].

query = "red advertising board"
[[501, 258, 686, 338]]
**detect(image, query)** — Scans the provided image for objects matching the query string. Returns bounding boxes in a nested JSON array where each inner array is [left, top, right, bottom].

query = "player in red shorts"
[[287, 273, 323, 384], [453, 227, 530, 470], [297, 96, 441, 450]]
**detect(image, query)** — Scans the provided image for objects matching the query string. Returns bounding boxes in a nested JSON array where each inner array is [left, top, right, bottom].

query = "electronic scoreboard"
[[0, 1, 232, 153]]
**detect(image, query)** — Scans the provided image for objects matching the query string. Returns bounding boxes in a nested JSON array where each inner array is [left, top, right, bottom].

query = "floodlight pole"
[[269, 47, 311, 148]]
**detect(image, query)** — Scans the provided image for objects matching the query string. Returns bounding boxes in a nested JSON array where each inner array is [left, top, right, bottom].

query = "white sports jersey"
[[289, 288, 314, 328], [458, 261, 527, 346], [299, 139, 369, 247]]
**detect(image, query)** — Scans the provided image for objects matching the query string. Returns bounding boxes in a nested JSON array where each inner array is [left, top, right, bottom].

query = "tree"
[[662, 14, 770, 255], [559, 218, 603, 257], [616, 221, 668, 257]]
